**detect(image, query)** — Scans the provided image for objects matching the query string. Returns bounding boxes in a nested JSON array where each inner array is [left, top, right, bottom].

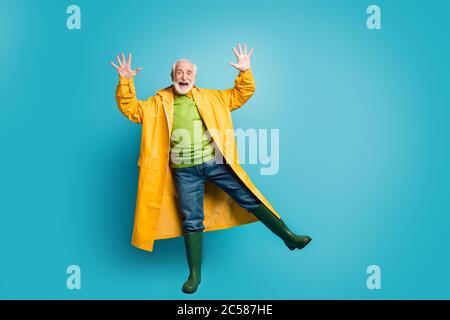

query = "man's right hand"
[[110, 52, 143, 79]]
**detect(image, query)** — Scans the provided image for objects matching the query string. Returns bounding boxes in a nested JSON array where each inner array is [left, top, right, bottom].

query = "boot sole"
[[287, 237, 312, 250], [182, 280, 201, 294]]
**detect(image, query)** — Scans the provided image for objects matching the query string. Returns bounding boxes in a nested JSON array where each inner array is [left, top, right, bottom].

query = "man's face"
[[172, 61, 196, 95]]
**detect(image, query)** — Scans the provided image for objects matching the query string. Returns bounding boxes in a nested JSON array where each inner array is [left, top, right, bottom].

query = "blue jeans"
[[172, 158, 262, 233]]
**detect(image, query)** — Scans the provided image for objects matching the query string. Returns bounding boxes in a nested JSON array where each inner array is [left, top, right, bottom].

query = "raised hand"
[[110, 52, 143, 79], [229, 43, 254, 72]]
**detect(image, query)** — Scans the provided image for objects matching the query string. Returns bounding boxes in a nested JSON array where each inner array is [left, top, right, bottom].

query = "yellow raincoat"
[[115, 69, 281, 252]]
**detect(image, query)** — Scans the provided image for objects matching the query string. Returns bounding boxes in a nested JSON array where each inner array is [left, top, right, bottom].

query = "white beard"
[[173, 81, 194, 95]]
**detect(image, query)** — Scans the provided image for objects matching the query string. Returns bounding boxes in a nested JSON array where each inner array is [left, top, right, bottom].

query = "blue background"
[[1, 0, 449, 299]]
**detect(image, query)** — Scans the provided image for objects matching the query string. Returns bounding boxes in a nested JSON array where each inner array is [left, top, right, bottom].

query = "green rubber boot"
[[181, 231, 203, 294], [252, 204, 312, 251]]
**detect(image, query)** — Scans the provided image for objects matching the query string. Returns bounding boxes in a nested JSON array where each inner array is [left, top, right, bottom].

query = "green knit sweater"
[[170, 93, 215, 168]]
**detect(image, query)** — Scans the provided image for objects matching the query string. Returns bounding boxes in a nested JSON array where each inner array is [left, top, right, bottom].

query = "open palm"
[[230, 43, 254, 72], [110, 52, 143, 79]]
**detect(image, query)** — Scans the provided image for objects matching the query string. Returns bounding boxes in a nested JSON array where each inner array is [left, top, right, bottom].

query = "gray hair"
[[171, 58, 197, 79]]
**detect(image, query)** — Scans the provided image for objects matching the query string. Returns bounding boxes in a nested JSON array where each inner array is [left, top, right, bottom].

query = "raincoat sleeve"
[[211, 69, 256, 112], [115, 74, 146, 124]]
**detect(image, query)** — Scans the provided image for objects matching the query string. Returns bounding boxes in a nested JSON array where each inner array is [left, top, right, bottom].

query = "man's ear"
[[170, 71, 174, 81]]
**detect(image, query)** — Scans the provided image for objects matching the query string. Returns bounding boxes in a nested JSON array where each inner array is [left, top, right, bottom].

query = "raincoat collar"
[[156, 85, 202, 135]]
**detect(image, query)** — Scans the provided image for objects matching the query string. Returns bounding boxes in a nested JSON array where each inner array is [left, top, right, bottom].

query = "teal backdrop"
[[1, 0, 449, 299]]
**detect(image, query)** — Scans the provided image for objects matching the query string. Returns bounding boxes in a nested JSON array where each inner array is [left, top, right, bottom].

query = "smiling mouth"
[[178, 81, 189, 86]]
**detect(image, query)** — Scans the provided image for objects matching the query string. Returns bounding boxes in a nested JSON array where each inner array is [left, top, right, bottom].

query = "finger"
[[121, 53, 126, 66], [230, 62, 238, 69], [238, 43, 243, 55], [110, 61, 120, 70], [248, 48, 254, 58], [244, 43, 247, 55], [232, 46, 239, 59], [116, 55, 123, 67], [135, 67, 143, 74], [128, 53, 132, 66]]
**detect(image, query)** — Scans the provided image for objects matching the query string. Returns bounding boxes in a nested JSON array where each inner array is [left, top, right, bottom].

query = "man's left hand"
[[230, 43, 254, 72]]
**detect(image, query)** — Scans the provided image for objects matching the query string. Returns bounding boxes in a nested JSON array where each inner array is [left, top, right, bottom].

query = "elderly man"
[[110, 44, 312, 294]]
